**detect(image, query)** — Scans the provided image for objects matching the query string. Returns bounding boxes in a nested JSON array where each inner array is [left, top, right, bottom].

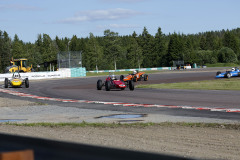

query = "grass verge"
[[137, 78, 240, 90], [205, 63, 239, 67], [1, 122, 240, 130]]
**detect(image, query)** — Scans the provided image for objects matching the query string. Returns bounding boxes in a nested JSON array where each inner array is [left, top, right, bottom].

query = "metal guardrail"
[[0, 133, 199, 160]]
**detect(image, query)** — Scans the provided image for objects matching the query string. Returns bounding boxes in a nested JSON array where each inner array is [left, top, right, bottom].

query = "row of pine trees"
[[0, 27, 240, 72]]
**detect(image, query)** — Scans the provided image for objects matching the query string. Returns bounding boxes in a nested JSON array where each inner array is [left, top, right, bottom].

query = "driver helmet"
[[133, 70, 137, 74], [111, 74, 116, 80], [14, 74, 19, 78], [232, 68, 235, 71]]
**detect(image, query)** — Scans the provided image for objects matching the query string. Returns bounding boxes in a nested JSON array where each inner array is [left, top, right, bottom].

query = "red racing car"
[[97, 73, 134, 91]]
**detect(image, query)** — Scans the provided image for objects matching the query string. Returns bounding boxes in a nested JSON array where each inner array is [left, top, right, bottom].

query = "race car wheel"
[[144, 74, 148, 81], [120, 75, 124, 81], [129, 80, 134, 91], [25, 78, 29, 88], [216, 71, 221, 76], [105, 81, 111, 91], [138, 76, 142, 81], [133, 76, 137, 82], [97, 79, 102, 90], [226, 73, 231, 79], [4, 78, 8, 88]]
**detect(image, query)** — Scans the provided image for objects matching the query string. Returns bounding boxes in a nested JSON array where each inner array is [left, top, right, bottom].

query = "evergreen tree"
[[34, 34, 58, 70], [223, 31, 240, 59], [70, 35, 78, 51], [1, 26, 240, 72], [12, 34, 25, 58], [103, 29, 122, 70], [125, 36, 143, 69], [205, 32, 215, 50], [85, 33, 103, 70], [166, 33, 185, 65], [0, 31, 11, 72], [184, 37, 196, 64], [153, 27, 167, 66], [34, 34, 44, 70], [138, 27, 154, 67], [199, 36, 207, 50], [55, 36, 66, 51]]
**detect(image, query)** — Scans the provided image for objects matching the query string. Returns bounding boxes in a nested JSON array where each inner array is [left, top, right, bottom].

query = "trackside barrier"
[[0, 133, 198, 160], [0, 67, 86, 81], [87, 67, 172, 73], [70, 67, 86, 77]]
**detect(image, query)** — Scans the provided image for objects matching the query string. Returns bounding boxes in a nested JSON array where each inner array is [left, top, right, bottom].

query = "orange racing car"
[[120, 70, 148, 82]]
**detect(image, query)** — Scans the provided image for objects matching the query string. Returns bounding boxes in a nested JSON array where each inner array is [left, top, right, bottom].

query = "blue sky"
[[0, 0, 240, 42]]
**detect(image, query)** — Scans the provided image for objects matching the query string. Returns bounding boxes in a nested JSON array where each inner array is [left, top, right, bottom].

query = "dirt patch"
[[0, 125, 239, 160], [0, 97, 37, 107]]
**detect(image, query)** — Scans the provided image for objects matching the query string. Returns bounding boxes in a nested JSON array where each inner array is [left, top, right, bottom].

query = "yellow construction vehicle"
[[5, 58, 33, 73]]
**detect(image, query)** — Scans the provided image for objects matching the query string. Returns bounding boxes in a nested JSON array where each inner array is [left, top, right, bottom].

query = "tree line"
[[0, 27, 240, 72]]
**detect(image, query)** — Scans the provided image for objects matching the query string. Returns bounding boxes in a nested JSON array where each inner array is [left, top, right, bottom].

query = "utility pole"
[[68, 41, 71, 68]]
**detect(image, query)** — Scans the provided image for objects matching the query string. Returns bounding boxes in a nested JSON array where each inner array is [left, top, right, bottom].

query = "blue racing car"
[[216, 67, 240, 78]]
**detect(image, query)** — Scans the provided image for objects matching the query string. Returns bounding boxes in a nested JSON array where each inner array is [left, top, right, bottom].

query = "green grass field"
[[205, 63, 240, 67], [137, 78, 240, 90]]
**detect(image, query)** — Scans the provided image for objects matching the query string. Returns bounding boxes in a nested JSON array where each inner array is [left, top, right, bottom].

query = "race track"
[[19, 70, 240, 108], [2, 69, 240, 121]]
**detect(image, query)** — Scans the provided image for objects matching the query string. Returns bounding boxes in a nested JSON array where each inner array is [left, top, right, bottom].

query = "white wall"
[[0, 69, 71, 81]]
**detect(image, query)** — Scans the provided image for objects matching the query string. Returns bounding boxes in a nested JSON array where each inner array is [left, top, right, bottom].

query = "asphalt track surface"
[[2, 69, 240, 121]]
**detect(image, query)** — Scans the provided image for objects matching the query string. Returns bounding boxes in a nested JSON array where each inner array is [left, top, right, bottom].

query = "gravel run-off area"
[[0, 96, 240, 160]]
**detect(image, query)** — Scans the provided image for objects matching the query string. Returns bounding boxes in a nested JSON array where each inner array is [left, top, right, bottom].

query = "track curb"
[[1, 88, 240, 113]]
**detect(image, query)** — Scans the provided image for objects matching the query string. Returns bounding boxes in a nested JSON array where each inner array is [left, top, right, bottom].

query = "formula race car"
[[120, 70, 148, 82], [4, 72, 29, 88], [97, 73, 134, 91], [216, 67, 240, 78]]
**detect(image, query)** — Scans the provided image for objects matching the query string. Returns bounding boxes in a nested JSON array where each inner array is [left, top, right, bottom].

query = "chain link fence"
[[58, 51, 82, 69], [173, 60, 184, 67]]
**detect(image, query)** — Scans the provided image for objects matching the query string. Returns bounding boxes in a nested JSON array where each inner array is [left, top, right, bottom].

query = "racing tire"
[[129, 80, 134, 91], [216, 71, 221, 76], [144, 74, 148, 81], [120, 75, 124, 82], [25, 78, 29, 88], [226, 73, 231, 79], [4, 78, 8, 88], [133, 76, 137, 82], [97, 79, 102, 90], [105, 81, 111, 91]]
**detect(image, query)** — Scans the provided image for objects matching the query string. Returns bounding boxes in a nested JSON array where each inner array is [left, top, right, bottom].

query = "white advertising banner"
[[0, 69, 71, 82]]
